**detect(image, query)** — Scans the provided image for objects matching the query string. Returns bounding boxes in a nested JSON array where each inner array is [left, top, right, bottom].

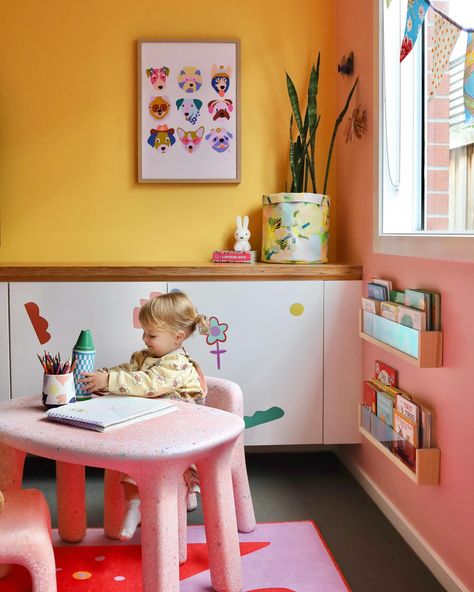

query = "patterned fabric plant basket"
[[261, 193, 330, 263]]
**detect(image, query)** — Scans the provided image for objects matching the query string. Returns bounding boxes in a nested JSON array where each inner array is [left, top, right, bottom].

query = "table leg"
[[137, 468, 181, 592], [56, 462, 86, 542], [0, 443, 25, 490], [197, 444, 242, 592]]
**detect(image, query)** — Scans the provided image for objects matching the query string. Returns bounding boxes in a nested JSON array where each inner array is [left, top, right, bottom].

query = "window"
[[380, 0, 474, 237]]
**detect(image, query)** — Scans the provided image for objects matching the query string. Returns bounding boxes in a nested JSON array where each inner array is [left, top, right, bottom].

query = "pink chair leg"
[[137, 467, 181, 592], [177, 478, 188, 564], [198, 445, 242, 592], [0, 443, 25, 490], [232, 435, 256, 533], [56, 461, 86, 542], [24, 543, 58, 592], [104, 469, 126, 539]]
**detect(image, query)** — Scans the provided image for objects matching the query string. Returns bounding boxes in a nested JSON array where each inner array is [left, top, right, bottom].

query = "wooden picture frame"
[[138, 39, 240, 183]]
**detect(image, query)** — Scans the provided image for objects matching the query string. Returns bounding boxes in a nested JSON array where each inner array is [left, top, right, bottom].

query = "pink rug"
[[0, 522, 350, 591]]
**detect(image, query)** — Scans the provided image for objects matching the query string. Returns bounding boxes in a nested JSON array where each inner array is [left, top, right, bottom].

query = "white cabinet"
[[170, 281, 324, 446], [7, 279, 361, 445], [9, 282, 167, 399], [0, 284, 10, 402]]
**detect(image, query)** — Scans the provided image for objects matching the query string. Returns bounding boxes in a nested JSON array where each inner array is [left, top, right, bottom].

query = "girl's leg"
[[120, 479, 141, 540]]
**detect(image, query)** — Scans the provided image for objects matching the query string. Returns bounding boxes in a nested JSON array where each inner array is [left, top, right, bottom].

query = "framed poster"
[[138, 39, 240, 183]]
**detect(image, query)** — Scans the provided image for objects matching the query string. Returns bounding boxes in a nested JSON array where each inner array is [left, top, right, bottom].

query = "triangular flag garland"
[[400, 0, 430, 63], [429, 12, 461, 100], [465, 33, 474, 123], [390, 0, 474, 122]]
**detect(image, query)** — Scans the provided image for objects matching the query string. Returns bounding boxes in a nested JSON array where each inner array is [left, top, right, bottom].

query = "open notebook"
[[45, 395, 177, 432]]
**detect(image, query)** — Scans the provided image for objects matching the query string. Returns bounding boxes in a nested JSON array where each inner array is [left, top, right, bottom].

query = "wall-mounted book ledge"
[[359, 310, 443, 368], [359, 406, 440, 485]]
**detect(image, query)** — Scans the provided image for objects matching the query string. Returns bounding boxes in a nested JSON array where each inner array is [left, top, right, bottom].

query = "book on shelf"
[[380, 301, 398, 322], [376, 390, 395, 428], [375, 360, 398, 388], [397, 304, 427, 331], [45, 395, 177, 432], [390, 289, 405, 304], [362, 297, 381, 315], [363, 381, 377, 414], [396, 392, 419, 423], [393, 409, 419, 447], [212, 250, 256, 263], [367, 282, 388, 301]]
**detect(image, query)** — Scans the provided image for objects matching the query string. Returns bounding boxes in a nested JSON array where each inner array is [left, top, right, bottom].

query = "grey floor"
[[21, 451, 446, 592]]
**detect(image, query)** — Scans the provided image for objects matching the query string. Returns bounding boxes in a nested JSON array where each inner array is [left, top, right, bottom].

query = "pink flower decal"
[[133, 292, 163, 328], [206, 316, 228, 345]]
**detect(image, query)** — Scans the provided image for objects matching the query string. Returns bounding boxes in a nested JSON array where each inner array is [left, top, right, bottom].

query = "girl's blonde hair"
[[139, 292, 209, 337]]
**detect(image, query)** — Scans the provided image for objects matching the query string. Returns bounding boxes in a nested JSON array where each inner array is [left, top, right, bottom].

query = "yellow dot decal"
[[73, 571, 92, 580], [290, 303, 304, 316]]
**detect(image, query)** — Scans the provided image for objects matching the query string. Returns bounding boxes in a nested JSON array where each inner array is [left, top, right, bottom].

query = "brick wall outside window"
[[425, 1, 450, 231]]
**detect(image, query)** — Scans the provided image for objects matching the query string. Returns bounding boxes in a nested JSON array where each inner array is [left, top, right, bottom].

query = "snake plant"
[[287, 53, 358, 194]]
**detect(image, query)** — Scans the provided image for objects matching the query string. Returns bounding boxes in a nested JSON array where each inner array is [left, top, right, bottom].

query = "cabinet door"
[[169, 281, 324, 445], [9, 282, 167, 399], [0, 284, 10, 402], [323, 280, 362, 443]]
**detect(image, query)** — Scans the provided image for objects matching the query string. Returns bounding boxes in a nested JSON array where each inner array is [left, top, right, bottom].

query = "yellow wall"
[[0, 0, 336, 264]]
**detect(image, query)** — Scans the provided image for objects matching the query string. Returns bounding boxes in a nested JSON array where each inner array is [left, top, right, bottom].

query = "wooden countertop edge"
[[0, 263, 363, 281]]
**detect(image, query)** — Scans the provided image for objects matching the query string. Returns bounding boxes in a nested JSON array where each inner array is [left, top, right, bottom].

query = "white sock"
[[120, 498, 141, 540], [187, 492, 197, 512]]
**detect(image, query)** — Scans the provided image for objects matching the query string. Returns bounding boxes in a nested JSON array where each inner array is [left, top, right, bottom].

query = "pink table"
[[0, 396, 244, 592]]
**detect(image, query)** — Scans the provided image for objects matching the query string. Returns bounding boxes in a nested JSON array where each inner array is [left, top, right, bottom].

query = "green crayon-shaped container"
[[72, 330, 95, 401]]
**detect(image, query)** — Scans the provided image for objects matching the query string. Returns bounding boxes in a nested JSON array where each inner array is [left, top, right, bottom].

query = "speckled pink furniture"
[[0, 395, 244, 592], [104, 376, 256, 553], [0, 488, 57, 591]]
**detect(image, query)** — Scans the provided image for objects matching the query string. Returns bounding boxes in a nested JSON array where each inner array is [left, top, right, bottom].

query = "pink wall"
[[335, 1, 474, 590]]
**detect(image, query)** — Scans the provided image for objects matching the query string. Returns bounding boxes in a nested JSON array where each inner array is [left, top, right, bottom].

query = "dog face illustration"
[[205, 127, 233, 153], [177, 126, 205, 154], [148, 96, 171, 120], [146, 66, 169, 92], [176, 98, 202, 125], [177, 66, 202, 93], [208, 99, 233, 121], [211, 65, 231, 96], [147, 125, 176, 152]]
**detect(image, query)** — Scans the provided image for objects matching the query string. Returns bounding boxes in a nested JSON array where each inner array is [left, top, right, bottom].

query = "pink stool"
[[104, 376, 256, 560], [0, 489, 57, 592]]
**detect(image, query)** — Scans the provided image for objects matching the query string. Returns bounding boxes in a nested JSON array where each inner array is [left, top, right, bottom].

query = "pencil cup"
[[42, 372, 76, 409], [72, 329, 95, 402]]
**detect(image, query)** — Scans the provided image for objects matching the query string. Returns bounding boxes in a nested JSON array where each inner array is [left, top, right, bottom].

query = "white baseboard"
[[337, 450, 469, 592]]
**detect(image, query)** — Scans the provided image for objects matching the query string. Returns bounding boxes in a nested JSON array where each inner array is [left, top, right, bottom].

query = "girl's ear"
[[176, 330, 186, 343]]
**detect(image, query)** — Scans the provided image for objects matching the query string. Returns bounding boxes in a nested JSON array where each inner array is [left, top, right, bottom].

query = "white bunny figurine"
[[234, 215, 251, 252]]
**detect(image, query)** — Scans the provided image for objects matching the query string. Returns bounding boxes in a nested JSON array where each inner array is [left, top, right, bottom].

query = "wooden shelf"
[[359, 310, 443, 368], [359, 425, 440, 485], [0, 263, 362, 282]]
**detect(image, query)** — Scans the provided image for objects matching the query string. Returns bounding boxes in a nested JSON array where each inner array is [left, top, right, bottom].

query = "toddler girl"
[[79, 291, 209, 540]]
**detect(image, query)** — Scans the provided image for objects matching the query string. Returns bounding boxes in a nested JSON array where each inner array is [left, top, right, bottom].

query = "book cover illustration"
[[380, 301, 398, 322], [371, 278, 393, 293], [397, 304, 427, 331], [404, 289, 428, 311], [376, 390, 394, 428], [375, 360, 398, 388], [390, 289, 405, 304], [396, 392, 420, 423], [362, 297, 381, 315], [367, 282, 388, 301], [363, 381, 377, 414], [393, 409, 419, 447]]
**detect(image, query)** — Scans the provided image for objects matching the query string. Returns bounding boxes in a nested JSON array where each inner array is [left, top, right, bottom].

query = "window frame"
[[374, 0, 474, 261]]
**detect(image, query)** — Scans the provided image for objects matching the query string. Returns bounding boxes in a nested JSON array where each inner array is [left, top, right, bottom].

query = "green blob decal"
[[244, 407, 285, 429]]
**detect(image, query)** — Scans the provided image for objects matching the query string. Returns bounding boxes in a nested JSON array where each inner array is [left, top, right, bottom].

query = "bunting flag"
[[465, 33, 474, 123], [400, 0, 430, 63], [429, 12, 461, 100]]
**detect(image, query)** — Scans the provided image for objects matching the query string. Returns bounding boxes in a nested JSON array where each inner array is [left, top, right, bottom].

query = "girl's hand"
[[79, 371, 109, 393]]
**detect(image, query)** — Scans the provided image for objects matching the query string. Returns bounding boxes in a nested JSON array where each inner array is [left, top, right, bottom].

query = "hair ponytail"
[[195, 313, 209, 335]]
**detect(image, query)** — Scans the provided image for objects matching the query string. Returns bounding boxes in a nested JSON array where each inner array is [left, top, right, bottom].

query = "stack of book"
[[361, 278, 441, 331], [212, 250, 257, 263], [361, 360, 433, 470]]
